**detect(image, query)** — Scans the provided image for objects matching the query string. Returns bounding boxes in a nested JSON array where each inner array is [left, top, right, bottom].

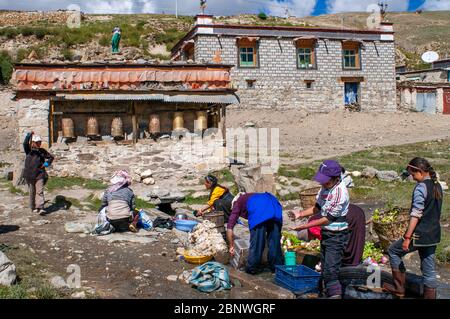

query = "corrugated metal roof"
[[54, 93, 239, 104]]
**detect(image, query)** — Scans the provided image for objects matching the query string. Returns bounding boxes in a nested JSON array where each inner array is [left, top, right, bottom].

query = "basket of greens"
[[371, 206, 410, 251]]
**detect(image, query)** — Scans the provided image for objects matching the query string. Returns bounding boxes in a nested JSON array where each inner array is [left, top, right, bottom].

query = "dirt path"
[[227, 109, 450, 165]]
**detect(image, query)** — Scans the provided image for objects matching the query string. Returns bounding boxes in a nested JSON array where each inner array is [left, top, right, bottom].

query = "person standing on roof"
[[111, 26, 121, 54], [23, 132, 54, 215]]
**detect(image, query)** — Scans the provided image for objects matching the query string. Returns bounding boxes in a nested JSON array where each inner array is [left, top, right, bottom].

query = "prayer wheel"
[[61, 118, 75, 138], [111, 117, 124, 137], [172, 112, 184, 131], [194, 111, 208, 131], [86, 116, 99, 136], [149, 114, 161, 134]]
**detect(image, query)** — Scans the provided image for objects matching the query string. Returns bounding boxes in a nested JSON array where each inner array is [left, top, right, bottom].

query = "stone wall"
[[49, 136, 228, 184], [195, 35, 397, 112]]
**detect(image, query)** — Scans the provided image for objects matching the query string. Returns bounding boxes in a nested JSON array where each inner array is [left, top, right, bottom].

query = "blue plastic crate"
[[275, 265, 321, 295]]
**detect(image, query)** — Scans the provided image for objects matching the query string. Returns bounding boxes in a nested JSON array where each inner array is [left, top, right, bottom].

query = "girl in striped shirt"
[[290, 160, 350, 298]]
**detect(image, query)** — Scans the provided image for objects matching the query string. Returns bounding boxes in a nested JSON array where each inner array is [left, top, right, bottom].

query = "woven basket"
[[372, 208, 410, 251], [299, 187, 321, 209]]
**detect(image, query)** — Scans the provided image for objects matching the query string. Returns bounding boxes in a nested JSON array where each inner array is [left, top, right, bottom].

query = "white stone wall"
[[16, 99, 50, 149], [49, 136, 228, 182], [195, 35, 397, 112]]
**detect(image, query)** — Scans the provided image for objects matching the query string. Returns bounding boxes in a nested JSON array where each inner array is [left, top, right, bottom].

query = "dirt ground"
[[0, 182, 274, 299], [227, 109, 450, 164], [1, 108, 450, 299]]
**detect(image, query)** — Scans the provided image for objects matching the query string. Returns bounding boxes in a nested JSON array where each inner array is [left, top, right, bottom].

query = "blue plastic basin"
[[174, 219, 199, 232]]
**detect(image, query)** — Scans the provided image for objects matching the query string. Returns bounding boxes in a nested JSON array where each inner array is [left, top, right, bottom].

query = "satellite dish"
[[421, 51, 439, 63]]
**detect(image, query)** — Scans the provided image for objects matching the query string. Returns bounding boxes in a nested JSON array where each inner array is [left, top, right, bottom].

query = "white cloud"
[[326, 0, 409, 14], [421, 0, 450, 10], [0, 0, 317, 16], [266, 0, 318, 17]]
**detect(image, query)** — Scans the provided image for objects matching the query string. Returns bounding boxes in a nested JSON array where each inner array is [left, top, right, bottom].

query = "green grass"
[[183, 194, 209, 205], [45, 177, 105, 192], [135, 197, 156, 210], [147, 52, 171, 61], [0, 179, 28, 196], [86, 194, 102, 212], [154, 28, 187, 51], [0, 51, 13, 84], [436, 233, 450, 263], [0, 245, 67, 299], [278, 166, 316, 180]]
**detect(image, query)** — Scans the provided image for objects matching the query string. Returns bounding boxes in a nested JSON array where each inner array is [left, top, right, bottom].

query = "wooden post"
[[221, 105, 226, 147], [49, 99, 55, 147], [132, 101, 138, 144]]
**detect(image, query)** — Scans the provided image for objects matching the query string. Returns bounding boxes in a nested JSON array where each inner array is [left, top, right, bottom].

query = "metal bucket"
[[203, 210, 225, 234], [173, 112, 184, 131], [61, 118, 75, 138], [86, 116, 99, 136], [195, 111, 208, 131], [149, 114, 161, 134], [111, 117, 124, 137]]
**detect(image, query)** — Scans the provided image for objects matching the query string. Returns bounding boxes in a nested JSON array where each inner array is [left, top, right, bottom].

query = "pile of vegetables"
[[281, 232, 320, 253], [372, 207, 403, 224], [362, 242, 388, 265]]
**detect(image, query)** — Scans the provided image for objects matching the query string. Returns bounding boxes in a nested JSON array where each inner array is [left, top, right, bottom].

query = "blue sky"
[[0, 0, 448, 16]]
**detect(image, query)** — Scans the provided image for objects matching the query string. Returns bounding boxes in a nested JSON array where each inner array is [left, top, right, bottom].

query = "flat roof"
[[172, 23, 394, 53], [14, 62, 234, 69]]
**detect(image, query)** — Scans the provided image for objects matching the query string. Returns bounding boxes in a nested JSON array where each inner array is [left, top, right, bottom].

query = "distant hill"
[[0, 10, 449, 83]]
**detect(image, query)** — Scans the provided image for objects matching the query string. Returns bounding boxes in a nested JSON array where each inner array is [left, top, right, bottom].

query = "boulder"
[[50, 276, 68, 289], [142, 177, 155, 185], [376, 171, 399, 182], [0, 252, 16, 286], [64, 222, 92, 234], [140, 169, 153, 179], [278, 176, 289, 184], [351, 171, 362, 177], [439, 181, 448, 191], [361, 167, 378, 179], [231, 164, 276, 194]]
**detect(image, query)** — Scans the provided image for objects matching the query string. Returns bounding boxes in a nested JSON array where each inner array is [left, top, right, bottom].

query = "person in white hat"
[[23, 131, 54, 215]]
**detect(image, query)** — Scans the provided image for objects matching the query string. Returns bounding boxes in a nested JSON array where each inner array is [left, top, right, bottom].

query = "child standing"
[[383, 157, 443, 299], [290, 160, 350, 298]]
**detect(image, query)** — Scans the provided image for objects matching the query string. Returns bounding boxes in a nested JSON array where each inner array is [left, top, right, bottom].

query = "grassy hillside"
[[0, 10, 449, 83]]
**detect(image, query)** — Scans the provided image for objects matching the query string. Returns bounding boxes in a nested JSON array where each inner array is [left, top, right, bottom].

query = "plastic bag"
[[93, 208, 114, 235], [137, 209, 153, 230]]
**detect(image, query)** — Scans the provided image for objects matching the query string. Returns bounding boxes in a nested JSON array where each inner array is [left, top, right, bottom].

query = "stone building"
[[396, 58, 450, 114], [172, 15, 397, 112], [7, 62, 238, 182]]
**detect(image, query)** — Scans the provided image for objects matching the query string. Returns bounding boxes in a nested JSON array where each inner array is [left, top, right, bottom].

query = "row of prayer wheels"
[[60, 111, 217, 138], [61, 117, 124, 138]]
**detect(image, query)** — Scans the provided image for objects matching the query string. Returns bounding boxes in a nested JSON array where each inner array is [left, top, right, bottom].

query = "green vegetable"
[[362, 242, 384, 262], [372, 207, 402, 224]]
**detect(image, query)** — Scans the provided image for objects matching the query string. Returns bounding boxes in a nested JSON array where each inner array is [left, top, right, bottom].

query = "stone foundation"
[[49, 137, 228, 183]]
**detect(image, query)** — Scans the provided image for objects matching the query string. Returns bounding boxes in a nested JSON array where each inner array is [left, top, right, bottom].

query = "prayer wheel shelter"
[[11, 62, 238, 147]]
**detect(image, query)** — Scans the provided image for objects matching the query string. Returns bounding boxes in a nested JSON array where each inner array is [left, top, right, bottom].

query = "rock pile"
[[0, 10, 85, 27]]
